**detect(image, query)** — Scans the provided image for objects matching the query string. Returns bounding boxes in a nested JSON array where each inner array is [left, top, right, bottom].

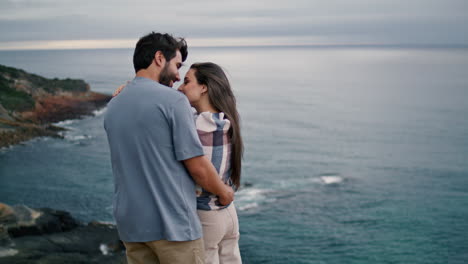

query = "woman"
[[178, 62, 243, 264]]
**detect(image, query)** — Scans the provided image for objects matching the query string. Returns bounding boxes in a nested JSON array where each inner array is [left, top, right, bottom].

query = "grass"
[[0, 75, 35, 112], [0, 64, 90, 112]]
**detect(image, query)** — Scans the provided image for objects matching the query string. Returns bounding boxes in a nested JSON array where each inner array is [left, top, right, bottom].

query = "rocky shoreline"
[[0, 66, 124, 263], [0, 64, 112, 148], [0, 203, 126, 264]]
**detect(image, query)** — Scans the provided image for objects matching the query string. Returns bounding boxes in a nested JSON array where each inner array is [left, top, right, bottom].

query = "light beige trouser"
[[197, 204, 242, 264], [123, 238, 205, 264]]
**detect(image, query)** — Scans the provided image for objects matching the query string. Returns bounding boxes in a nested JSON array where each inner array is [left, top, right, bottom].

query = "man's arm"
[[183, 155, 234, 205]]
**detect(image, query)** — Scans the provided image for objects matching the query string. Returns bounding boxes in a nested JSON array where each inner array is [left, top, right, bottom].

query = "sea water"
[[1, 46, 468, 263]]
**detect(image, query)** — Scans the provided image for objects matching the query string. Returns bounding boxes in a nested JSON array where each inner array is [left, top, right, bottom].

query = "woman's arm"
[[112, 82, 128, 97]]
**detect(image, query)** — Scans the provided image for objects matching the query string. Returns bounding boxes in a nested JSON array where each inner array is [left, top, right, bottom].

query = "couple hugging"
[[104, 31, 243, 264]]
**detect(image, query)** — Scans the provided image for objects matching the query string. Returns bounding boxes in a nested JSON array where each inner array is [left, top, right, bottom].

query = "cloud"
[[0, 0, 467, 49]]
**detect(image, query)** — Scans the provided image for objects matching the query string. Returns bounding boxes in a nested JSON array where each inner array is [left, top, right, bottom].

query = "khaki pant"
[[197, 204, 242, 264], [123, 238, 205, 264]]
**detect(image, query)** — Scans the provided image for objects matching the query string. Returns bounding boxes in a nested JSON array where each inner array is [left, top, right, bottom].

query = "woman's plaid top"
[[195, 112, 233, 211]]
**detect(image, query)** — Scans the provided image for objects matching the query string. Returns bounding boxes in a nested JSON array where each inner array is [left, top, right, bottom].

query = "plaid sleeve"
[[196, 112, 231, 178]]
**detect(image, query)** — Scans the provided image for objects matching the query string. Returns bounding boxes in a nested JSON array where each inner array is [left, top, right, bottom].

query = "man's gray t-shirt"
[[104, 77, 204, 242]]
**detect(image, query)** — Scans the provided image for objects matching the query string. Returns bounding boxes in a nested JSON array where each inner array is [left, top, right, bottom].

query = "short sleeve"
[[169, 97, 205, 161]]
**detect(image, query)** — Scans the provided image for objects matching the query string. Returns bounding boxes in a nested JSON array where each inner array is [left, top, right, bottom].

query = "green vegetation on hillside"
[[0, 74, 35, 112], [47, 78, 89, 93], [0, 64, 88, 94], [0, 64, 90, 112]]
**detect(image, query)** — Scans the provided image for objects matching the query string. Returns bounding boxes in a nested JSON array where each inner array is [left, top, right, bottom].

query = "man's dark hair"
[[133, 32, 188, 73]]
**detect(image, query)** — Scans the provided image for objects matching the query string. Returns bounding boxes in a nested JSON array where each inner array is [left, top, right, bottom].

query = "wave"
[[320, 176, 344, 184], [0, 248, 18, 257], [64, 134, 92, 141], [93, 107, 107, 117], [236, 187, 275, 211], [237, 202, 259, 211], [54, 119, 78, 127], [99, 244, 110, 255], [53, 107, 107, 128]]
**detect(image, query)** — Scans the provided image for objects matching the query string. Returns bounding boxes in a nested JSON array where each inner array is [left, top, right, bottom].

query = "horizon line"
[[0, 37, 467, 51]]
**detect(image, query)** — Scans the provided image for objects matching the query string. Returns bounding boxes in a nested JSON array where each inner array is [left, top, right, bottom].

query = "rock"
[[23, 92, 110, 124], [0, 203, 17, 247], [0, 104, 12, 121], [0, 203, 126, 263], [33, 208, 79, 235], [4, 206, 79, 238], [4, 225, 126, 263], [0, 124, 64, 149], [0, 203, 16, 224]]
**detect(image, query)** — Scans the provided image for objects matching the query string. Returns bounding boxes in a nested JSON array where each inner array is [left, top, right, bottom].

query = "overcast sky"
[[1, 0, 467, 49]]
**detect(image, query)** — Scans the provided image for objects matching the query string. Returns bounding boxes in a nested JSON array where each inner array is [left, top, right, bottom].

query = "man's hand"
[[183, 155, 235, 205]]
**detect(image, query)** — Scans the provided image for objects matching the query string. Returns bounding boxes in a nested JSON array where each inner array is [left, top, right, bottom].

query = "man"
[[104, 32, 234, 264]]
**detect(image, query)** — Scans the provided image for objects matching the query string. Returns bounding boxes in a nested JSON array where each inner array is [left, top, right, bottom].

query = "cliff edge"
[[0, 64, 112, 148]]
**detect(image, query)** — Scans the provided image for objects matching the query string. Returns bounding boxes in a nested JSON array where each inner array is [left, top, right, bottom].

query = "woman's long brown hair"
[[190, 62, 243, 189]]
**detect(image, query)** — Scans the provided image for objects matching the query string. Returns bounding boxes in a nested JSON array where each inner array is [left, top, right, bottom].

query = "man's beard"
[[159, 63, 176, 87]]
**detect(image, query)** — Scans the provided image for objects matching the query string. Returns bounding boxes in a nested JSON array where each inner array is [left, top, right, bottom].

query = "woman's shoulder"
[[195, 112, 231, 132]]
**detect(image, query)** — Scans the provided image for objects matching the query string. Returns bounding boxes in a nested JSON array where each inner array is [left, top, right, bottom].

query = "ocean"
[[1, 46, 467, 263]]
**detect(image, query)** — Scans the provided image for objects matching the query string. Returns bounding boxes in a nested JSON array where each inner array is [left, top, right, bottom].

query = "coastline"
[[0, 93, 111, 149], [0, 92, 111, 149], [0, 64, 112, 148]]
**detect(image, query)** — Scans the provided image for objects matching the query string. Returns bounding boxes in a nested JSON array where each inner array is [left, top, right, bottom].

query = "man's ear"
[[154, 51, 166, 67]]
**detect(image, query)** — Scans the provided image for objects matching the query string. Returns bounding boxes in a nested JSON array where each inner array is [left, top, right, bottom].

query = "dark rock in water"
[[242, 182, 253, 188], [7, 207, 79, 238], [0, 203, 18, 247], [0, 203, 16, 225], [9, 223, 125, 260], [0, 203, 126, 264]]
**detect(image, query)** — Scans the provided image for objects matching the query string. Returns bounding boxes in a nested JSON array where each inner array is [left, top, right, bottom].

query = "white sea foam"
[[236, 188, 272, 211], [0, 145, 14, 152], [54, 119, 77, 127], [99, 244, 109, 255], [95, 221, 116, 226], [0, 248, 18, 257], [320, 176, 344, 184], [93, 107, 107, 117], [237, 202, 259, 211], [64, 134, 92, 141], [53, 107, 106, 129]]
